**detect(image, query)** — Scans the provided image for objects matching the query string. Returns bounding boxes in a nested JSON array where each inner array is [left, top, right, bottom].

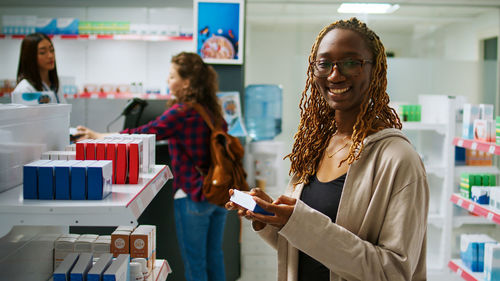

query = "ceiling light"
[[338, 3, 400, 14]]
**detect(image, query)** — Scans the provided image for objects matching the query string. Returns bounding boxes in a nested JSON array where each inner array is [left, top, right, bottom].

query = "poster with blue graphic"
[[194, 0, 244, 65], [217, 91, 247, 136]]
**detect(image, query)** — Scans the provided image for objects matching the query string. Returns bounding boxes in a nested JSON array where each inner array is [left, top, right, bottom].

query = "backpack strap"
[[191, 103, 220, 130]]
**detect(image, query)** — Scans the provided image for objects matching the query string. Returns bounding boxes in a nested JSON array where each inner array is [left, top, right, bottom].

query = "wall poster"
[[194, 0, 244, 64]]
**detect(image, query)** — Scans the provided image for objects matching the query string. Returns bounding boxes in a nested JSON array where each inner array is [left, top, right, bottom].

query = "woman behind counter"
[[11, 32, 65, 104]]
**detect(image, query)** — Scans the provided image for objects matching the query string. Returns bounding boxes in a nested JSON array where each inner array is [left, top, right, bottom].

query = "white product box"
[[88, 253, 113, 281], [490, 187, 500, 211], [463, 104, 481, 139], [70, 252, 93, 281], [103, 254, 130, 281], [480, 104, 494, 120], [484, 243, 500, 281], [230, 189, 274, 215], [474, 119, 495, 143], [74, 236, 97, 253], [53, 252, 79, 281], [92, 237, 111, 257]]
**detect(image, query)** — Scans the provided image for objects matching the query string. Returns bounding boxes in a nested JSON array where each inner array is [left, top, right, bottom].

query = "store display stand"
[[448, 137, 500, 281], [0, 165, 173, 281], [402, 113, 455, 277]]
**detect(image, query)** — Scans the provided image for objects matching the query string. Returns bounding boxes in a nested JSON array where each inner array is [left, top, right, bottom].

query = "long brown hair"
[[286, 17, 402, 184], [170, 52, 224, 123], [17, 32, 59, 93]]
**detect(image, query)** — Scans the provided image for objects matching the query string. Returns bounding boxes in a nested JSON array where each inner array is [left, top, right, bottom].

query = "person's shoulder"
[[367, 128, 420, 161], [12, 79, 35, 93]]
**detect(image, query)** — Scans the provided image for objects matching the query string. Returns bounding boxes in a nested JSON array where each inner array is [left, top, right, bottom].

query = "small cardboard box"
[[111, 231, 131, 257]]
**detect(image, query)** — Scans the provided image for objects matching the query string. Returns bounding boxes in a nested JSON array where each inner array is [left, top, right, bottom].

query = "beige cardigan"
[[257, 128, 429, 281]]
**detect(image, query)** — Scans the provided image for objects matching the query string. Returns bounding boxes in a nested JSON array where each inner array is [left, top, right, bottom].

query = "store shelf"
[[455, 165, 500, 175], [402, 122, 447, 134], [0, 33, 192, 41], [448, 259, 483, 281], [65, 92, 172, 100], [154, 259, 172, 281], [425, 164, 447, 178], [453, 215, 494, 227], [453, 137, 500, 155], [428, 213, 445, 227], [0, 165, 173, 231], [450, 193, 500, 225]]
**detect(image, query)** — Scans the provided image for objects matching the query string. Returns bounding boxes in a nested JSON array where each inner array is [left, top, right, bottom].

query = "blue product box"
[[70, 160, 96, 200], [23, 160, 52, 199], [35, 18, 57, 35], [455, 147, 466, 166], [70, 252, 93, 281], [471, 186, 490, 205], [53, 252, 79, 281], [38, 161, 56, 199], [103, 254, 130, 281], [54, 160, 80, 200], [87, 160, 113, 200], [87, 253, 113, 281], [56, 18, 79, 35]]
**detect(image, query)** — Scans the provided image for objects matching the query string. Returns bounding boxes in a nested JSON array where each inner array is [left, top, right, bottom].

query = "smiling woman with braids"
[[227, 18, 429, 281]]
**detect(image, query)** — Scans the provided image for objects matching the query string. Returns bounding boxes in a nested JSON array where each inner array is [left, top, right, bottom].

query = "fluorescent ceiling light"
[[338, 3, 400, 14]]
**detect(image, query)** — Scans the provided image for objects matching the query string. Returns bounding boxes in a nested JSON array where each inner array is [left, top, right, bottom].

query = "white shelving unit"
[[0, 165, 172, 235], [446, 137, 500, 280], [400, 97, 457, 279], [239, 140, 285, 281], [0, 166, 173, 281]]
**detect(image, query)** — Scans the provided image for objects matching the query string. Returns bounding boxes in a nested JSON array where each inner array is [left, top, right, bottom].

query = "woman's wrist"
[[252, 220, 266, 231]]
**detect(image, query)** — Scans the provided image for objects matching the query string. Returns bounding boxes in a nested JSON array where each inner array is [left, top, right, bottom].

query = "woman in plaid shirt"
[[77, 52, 229, 281]]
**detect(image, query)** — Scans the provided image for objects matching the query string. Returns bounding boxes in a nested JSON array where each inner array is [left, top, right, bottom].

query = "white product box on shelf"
[[103, 254, 130, 281], [463, 103, 481, 139], [53, 252, 79, 281], [70, 252, 93, 281], [485, 243, 500, 281], [88, 253, 113, 281]]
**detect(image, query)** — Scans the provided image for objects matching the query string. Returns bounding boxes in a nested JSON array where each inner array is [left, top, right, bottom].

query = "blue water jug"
[[244, 84, 282, 141]]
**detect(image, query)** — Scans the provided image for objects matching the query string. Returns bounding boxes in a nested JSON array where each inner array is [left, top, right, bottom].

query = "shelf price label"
[[471, 142, 477, 150], [468, 204, 474, 212], [457, 139, 464, 147], [456, 198, 463, 207], [487, 212, 494, 221], [456, 268, 463, 276], [489, 145, 495, 154]]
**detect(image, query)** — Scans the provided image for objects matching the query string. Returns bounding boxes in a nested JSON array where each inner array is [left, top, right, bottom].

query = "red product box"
[[115, 140, 129, 184], [105, 142, 117, 184], [127, 140, 143, 184], [76, 140, 87, 160], [86, 140, 96, 160], [96, 141, 107, 160]]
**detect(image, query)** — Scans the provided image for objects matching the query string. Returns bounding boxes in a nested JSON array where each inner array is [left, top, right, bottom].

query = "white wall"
[[245, 9, 500, 184]]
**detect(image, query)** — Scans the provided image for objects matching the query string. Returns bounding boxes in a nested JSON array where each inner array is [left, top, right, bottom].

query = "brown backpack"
[[192, 103, 249, 206]]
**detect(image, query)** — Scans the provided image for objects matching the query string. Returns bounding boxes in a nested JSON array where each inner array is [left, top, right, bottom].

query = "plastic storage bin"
[[244, 84, 282, 141], [0, 104, 71, 193]]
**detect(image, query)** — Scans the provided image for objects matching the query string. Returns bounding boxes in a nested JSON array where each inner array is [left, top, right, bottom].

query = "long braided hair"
[[285, 17, 402, 184]]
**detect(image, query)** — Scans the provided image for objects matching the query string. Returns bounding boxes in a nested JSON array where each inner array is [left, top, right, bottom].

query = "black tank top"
[[298, 174, 346, 281]]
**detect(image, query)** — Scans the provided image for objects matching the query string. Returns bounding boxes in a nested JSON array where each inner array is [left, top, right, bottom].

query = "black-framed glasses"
[[310, 59, 373, 78]]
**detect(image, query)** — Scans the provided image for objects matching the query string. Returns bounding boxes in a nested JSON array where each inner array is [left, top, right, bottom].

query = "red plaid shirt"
[[121, 103, 227, 202]]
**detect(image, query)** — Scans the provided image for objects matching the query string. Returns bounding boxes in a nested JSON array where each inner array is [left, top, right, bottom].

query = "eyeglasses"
[[310, 59, 373, 78]]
